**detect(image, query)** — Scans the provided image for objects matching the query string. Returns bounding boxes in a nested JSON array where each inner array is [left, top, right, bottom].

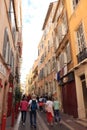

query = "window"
[[56, 58, 60, 72], [59, 53, 64, 69], [52, 56, 55, 70], [66, 42, 72, 63], [3, 28, 10, 64], [3, 28, 8, 61], [55, 36, 59, 49], [72, 0, 80, 10], [48, 60, 51, 74], [76, 23, 86, 53], [58, 24, 62, 42], [45, 64, 47, 77], [55, 0, 64, 21], [48, 40, 50, 52], [62, 11, 68, 35], [40, 54, 44, 64], [8, 0, 16, 43]]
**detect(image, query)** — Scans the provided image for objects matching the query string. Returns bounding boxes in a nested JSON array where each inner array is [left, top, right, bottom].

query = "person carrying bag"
[[28, 94, 38, 128]]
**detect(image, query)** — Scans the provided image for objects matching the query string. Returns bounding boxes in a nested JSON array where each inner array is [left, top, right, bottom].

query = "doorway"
[[80, 74, 87, 117]]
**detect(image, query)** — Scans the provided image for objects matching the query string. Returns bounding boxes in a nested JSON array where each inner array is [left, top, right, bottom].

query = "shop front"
[[59, 71, 78, 118]]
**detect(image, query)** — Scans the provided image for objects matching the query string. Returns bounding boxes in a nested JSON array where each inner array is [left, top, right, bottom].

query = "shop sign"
[[0, 62, 6, 76]]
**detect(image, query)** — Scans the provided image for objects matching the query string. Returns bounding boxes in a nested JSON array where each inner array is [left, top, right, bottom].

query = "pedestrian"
[[53, 97, 61, 124], [38, 96, 43, 112], [20, 95, 28, 126], [28, 94, 38, 128], [45, 96, 54, 126]]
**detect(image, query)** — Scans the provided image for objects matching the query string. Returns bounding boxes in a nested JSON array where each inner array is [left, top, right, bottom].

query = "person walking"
[[45, 96, 54, 126], [20, 95, 28, 125], [28, 94, 38, 128], [38, 96, 43, 112], [53, 97, 61, 124]]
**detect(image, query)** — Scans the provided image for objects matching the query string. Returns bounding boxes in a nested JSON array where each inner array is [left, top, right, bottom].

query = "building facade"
[[37, 2, 60, 98], [0, 0, 22, 121], [53, 0, 87, 118], [66, 0, 87, 118], [52, 0, 78, 118]]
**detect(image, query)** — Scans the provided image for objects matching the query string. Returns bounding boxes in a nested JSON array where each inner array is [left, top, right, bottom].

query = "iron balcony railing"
[[77, 48, 87, 63]]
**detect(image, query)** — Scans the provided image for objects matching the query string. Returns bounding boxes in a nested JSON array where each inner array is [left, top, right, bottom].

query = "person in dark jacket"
[[28, 94, 38, 128]]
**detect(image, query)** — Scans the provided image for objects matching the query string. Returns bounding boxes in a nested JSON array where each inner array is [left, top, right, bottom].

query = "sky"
[[20, 0, 56, 83]]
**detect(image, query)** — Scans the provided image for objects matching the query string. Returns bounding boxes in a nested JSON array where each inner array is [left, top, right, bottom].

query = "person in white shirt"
[[45, 96, 54, 126]]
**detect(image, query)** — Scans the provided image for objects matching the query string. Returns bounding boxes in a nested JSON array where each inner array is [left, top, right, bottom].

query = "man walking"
[[29, 94, 38, 128]]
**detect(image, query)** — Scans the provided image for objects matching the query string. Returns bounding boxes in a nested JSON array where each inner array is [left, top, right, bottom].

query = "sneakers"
[[55, 122, 57, 125], [23, 122, 25, 126], [47, 122, 53, 126], [30, 125, 33, 128], [51, 123, 53, 126], [34, 125, 36, 128], [30, 125, 36, 128], [47, 123, 50, 125]]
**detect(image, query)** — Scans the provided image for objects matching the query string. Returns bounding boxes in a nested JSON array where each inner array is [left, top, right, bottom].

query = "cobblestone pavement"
[[6, 111, 87, 130]]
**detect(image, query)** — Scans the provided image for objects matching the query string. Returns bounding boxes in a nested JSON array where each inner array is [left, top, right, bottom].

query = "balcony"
[[77, 48, 87, 63]]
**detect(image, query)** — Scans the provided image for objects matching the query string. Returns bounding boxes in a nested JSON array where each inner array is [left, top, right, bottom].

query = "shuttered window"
[[3, 28, 10, 64], [76, 23, 86, 53], [66, 42, 72, 63]]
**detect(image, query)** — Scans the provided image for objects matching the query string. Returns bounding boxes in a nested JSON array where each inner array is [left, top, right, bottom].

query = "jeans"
[[54, 110, 61, 122], [21, 111, 27, 123], [30, 110, 36, 126]]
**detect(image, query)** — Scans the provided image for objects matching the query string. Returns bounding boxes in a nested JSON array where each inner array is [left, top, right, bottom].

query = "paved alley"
[[6, 110, 87, 130]]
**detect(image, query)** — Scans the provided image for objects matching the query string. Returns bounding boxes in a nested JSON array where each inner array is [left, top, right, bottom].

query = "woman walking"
[[45, 96, 54, 126], [20, 95, 28, 125]]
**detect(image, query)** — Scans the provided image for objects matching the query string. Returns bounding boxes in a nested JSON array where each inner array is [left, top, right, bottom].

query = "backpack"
[[31, 100, 37, 111]]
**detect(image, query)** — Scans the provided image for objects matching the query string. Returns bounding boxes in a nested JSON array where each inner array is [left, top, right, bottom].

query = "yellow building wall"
[[66, 0, 87, 67], [66, 0, 87, 118]]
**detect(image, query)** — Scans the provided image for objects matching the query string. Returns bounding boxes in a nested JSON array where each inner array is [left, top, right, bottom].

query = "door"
[[80, 74, 87, 117]]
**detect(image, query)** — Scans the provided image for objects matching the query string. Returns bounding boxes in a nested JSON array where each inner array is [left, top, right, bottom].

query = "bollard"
[[1, 113, 6, 130], [11, 107, 15, 127]]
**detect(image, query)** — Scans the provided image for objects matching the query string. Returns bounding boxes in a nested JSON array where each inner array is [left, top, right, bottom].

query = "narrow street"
[[6, 110, 87, 130], [0, 1, 87, 130]]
